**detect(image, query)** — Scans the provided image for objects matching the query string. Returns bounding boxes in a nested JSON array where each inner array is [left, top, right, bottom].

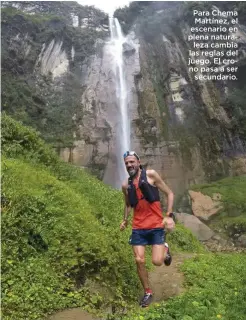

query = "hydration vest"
[[127, 168, 160, 208]]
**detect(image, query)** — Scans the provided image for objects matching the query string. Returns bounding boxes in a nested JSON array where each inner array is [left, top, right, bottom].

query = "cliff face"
[[115, 1, 246, 192], [1, 1, 109, 147], [2, 1, 246, 197]]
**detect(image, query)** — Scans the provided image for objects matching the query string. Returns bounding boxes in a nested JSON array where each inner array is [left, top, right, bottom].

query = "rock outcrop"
[[175, 212, 215, 241], [188, 190, 223, 220], [176, 212, 246, 252], [238, 234, 246, 247]]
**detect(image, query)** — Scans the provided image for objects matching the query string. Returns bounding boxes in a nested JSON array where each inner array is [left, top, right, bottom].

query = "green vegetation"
[[2, 114, 138, 319], [2, 157, 136, 319], [1, 6, 64, 24], [168, 224, 206, 253], [191, 175, 246, 216], [1, 2, 107, 26], [171, 126, 197, 170], [124, 253, 246, 320], [211, 215, 246, 232], [1, 114, 204, 319], [114, 1, 153, 34], [207, 216, 246, 241], [190, 176, 246, 241], [3, 115, 245, 320]]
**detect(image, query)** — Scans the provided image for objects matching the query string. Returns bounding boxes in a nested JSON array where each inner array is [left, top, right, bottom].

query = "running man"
[[120, 151, 175, 307]]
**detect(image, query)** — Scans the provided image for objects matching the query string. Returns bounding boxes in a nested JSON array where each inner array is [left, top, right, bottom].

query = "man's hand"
[[120, 220, 128, 231], [162, 217, 175, 232]]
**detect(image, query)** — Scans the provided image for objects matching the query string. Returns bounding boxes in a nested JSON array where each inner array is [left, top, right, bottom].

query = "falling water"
[[109, 16, 130, 185]]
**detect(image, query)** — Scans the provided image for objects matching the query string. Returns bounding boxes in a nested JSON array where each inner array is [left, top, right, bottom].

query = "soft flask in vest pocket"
[[139, 179, 156, 203], [127, 182, 138, 207], [138, 168, 159, 203]]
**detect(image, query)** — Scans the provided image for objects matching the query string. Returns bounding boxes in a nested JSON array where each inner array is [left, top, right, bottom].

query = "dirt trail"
[[48, 309, 98, 320], [47, 253, 194, 320], [149, 253, 194, 302]]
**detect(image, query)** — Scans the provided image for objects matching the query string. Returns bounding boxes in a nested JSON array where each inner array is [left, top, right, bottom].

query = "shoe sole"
[[140, 302, 152, 308], [164, 255, 172, 266], [141, 305, 150, 308], [139, 296, 153, 307]]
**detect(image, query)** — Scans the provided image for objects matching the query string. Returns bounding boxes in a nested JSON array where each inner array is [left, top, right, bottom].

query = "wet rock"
[[122, 42, 135, 55], [229, 157, 246, 176], [175, 212, 214, 241], [212, 234, 221, 241], [189, 190, 223, 220], [203, 238, 246, 253], [238, 234, 246, 247], [177, 192, 192, 214], [219, 238, 228, 246]]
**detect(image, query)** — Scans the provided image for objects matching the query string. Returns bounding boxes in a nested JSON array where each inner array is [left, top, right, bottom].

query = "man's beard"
[[128, 167, 139, 178]]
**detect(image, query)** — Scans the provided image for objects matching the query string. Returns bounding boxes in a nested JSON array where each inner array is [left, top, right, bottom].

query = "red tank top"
[[132, 179, 164, 230]]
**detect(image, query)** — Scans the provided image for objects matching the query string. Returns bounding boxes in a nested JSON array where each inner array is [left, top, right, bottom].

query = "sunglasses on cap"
[[123, 151, 140, 160]]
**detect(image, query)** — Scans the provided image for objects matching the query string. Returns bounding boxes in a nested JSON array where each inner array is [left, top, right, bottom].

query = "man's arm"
[[120, 182, 132, 230], [148, 170, 174, 215]]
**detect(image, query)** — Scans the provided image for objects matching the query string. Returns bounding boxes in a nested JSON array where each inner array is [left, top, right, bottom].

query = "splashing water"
[[109, 16, 130, 185]]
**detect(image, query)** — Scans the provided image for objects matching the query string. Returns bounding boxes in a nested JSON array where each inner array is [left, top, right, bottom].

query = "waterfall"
[[109, 17, 130, 186]]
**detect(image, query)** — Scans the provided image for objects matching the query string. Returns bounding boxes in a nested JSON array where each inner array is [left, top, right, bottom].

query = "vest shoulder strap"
[[139, 168, 146, 183], [127, 178, 138, 208]]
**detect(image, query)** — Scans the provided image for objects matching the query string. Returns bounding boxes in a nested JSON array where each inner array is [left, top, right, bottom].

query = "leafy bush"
[[1, 157, 140, 319], [1, 7, 65, 24], [168, 224, 206, 253], [123, 254, 246, 320], [1, 115, 139, 319], [1, 113, 58, 166]]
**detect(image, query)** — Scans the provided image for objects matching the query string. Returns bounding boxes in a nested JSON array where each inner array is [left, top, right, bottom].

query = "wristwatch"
[[167, 212, 176, 221]]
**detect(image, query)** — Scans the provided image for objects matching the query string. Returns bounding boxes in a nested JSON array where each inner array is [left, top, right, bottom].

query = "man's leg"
[[132, 245, 153, 307], [152, 244, 165, 266], [151, 228, 172, 266], [132, 245, 149, 290]]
